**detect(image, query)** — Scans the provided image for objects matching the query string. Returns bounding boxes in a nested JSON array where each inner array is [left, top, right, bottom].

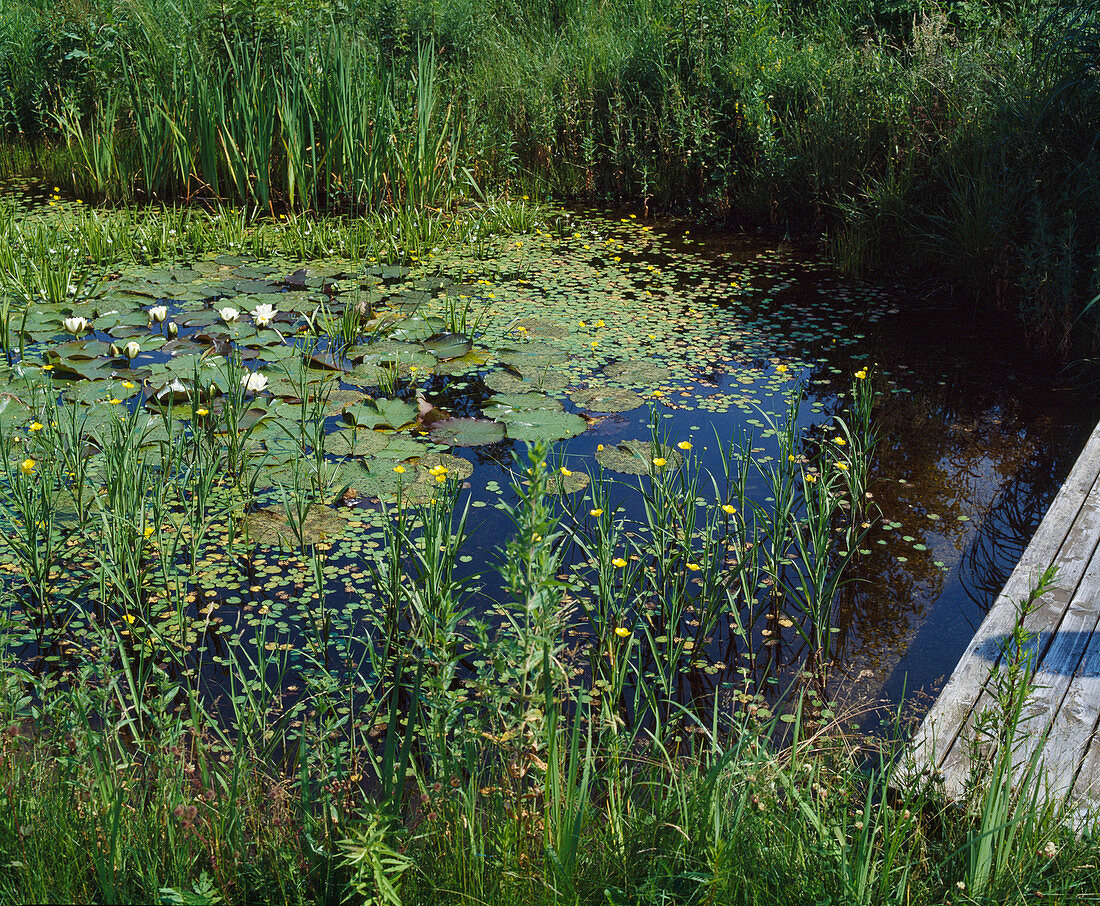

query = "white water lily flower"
[[123, 341, 141, 360], [240, 372, 268, 393], [148, 305, 168, 324], [252, 303, 277, 328], [219, 306, 240, 323], [63, 316, 91, 335]]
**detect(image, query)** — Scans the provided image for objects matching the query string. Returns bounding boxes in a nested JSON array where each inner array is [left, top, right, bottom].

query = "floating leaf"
[[494, 408, 587, 443], [429, 417, 505, 447], [421, 332, 472, 361], [595, 440, 682, 475], [569, 387, 643, 412], [342, 398, 417, 430]]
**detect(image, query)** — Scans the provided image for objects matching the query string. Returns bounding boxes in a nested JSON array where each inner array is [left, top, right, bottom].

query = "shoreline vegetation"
[[0, 0, 1098, 354], [0, 0, 1099, 903]]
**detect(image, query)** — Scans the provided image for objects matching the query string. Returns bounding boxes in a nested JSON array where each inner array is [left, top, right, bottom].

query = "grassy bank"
[[1, 0, 1100, 350]]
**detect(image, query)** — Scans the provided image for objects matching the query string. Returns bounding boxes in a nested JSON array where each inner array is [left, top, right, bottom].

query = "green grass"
[[0, 353, 1095, 904], [0, 0, 1094, 348]]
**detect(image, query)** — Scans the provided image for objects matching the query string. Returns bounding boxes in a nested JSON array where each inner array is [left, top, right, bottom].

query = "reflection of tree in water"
[[960, 431, 1082, 625], [828, 389, 1042, 673]]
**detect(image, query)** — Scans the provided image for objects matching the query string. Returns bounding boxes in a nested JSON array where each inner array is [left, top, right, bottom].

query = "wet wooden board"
[[904, 418, 1100, 815]]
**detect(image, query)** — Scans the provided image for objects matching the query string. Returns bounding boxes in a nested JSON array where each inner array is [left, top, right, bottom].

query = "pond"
[[0, 190, 1095, 726]]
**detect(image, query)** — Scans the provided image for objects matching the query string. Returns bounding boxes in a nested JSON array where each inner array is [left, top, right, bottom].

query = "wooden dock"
[[906, 418, 1100, 820]]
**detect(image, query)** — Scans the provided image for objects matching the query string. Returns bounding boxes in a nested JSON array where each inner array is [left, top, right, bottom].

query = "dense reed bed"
[[2, 0, 1100, 350]]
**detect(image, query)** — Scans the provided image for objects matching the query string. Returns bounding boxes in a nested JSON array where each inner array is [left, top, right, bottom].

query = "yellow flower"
[[721, 504, 735, 515], [834, 436, 846, 445], [855, 369, 867, 380], [788, 454, 796, 462], [596, 319, 605, 328], [590, 508, 603, 517], [143, 525, 155, 538], [652, 390, 664, 397], [123, 381, 134, 389], [19, 458, 35, 475], [615, 626, 631, 638], [393, 465, 406, 474], [122, 613, 136, 625], [806, 473, 818, 483], [195, 407, 209, 417], [108, 398, 122, 405], [836, 462, 850, 471], [590, 341, 599, 349], [41, 364, 53, 371], [578, 320, 586, 327], [687, 563, 701, 572], [597, 444, 604, 451], [612, 557, 627, 568], [775, 364, 789, 373], [560, 467, 572, 476], [29, 422, 43, 432], [652, 457, 667, 467], [677, 441, 692, 450]]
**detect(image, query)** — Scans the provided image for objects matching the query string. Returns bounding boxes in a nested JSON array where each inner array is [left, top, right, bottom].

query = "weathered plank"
[[933, 491, 1100, 799], [904, 419, 1100, 795], [1002, 535, 1100, 799]]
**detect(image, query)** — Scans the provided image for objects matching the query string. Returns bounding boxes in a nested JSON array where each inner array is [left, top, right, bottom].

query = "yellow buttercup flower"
[[612, 557, 627, 568], [29, 422, 43, 432], [677, 441, 692, 450], [721, 504, 735, 515], [652, 457, 667, 467], [834, 436, 846, 445], [614, 627, 631, 638], [195, 407, 209, 417], [19, 458, 35, 475], [122, 613, 136, 625], [836, 462, 850, 471], [143, 525, 155, 538], [687, 563, 701, 572], [775, 364, 789, 373], [855, 369, 867, 379], [393, 465, 406, 473], [560, 467, 572, 476]]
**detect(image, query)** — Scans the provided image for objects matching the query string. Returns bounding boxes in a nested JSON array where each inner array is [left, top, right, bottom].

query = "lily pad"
[[241, 504, 349, 547], [603, 361, 669, 386], [595, 440, 682, 475], [569, 387, 644, 413], [421, 332, 472, 361], [494, 408, 587, 443], [429, 417, 505, 447], [343, 398, 417, 430]]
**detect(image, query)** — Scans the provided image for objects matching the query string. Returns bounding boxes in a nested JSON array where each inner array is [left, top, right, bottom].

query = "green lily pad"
[[603, 361, 669, 386], [421, 332, 472, 361], [342, 398, 417, 430], [570, 387, 643, 412], [241, 504, 349, 547], [494, 408, 587, 443], [429, 417, 506, 447], [595, 440, 682, 475]]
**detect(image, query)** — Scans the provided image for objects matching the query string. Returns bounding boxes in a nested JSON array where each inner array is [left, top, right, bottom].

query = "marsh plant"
[[0, 354, 1088, 905]]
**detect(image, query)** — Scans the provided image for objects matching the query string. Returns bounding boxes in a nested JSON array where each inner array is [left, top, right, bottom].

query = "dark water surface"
[[4, 190, 1097, 723]]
